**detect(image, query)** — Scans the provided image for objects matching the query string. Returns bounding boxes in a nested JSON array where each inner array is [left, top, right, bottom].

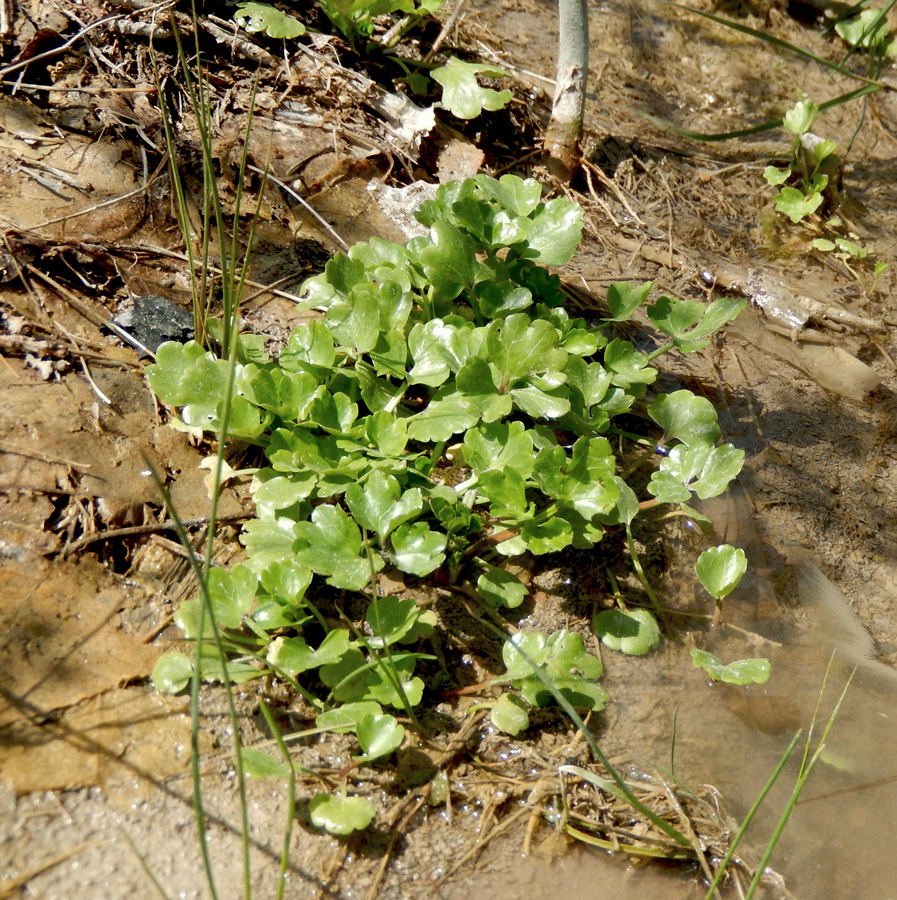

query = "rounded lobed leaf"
[[309, 793, 376, 835], [593, 608, 661, 656], [491, 693, 530, 736], [695, 544, 748, 600]]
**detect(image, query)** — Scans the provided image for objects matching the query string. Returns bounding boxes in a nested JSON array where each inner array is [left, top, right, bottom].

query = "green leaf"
[[145, 340, 216, 406], [364, 658, 425, 708], [207, 564, 257, 629], [502, 631, 551, 680], [316, 701, 384, 734], [366, 596, 434, 648], [311, 392, 359, 435], [533, 438, 618, 517], [694, 297, 746, 339], [691, 649, 770, 685], [251, 470, 316, 516], [695, 544, 748, 599], [763, 165, 791, 187], [836, 9, 890, 48], [593, 608, 661, 656], [475, 280, 533, 318], [280, 320, 336, 376], [196, 643, 261, 684], [502, 629, 602, 681], [477, 565, 528, 609], [647, 443, 744, 503], [345, 471, 423, 542], [238, 366, 319, 421], [501, 630, 606, 710], [542, 630, 603, 680], [418, 222, 479, 302], [564, 356, 613, 408], [328, 290, 380, 353], [774, 186, 823, 223], [267, 629, 352, 676], [603, 339, 656, 389], [605, 281, 653, 322], [407, 318, 455, 386], [520, 516, 573, 553], [510, 384, 571, 419], [520, 675, 608, 712], [293, 505, 383, 591], [240, 747, 291, 779], [647, 295, 704, 339], [488, 314, 567, 383], [370, 330, 408, 378], [491, 693, 530, 735], [648, 390, 721, 447], [354, 714, 405, 762], [450, 198, 528, 252], [479, 468, 530, 520], [152, 650, 193, 694], [522, 197, 584, 267], [783, 98, 818, 136], [462, 421, 535, 477], [240, 516, 300, 566], [309, 793, 375, 835], [390, 521, 447, 576], [431, 57, 512, 119], [473, 173, 543, 217], [407, 391, 480, 443], [319, 646, 370, 702]]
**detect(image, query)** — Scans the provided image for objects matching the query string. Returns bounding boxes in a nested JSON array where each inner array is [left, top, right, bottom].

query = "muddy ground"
[[2, 0, 897, 898]]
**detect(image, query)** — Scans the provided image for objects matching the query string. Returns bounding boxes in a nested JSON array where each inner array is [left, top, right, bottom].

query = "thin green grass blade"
[[120, 826, 175, 900], [644, 84, 881, 142], [743, 663, 855, 899], [258, 700, 297, 900], [702, 730, 802, 899], [142, 462, 220, 900], [659, 0, 884, 84]]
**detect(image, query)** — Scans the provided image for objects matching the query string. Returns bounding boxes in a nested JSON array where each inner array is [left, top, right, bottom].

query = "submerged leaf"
[[691, 649, 770, 685]]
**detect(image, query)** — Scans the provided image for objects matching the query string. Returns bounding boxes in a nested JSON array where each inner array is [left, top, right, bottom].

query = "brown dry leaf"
[[0, 686, 206, 797], [0, 553, 160, 729], [0, 96, 143, 240], [0, 359, 243, 522], [436, 133, 484, 184]]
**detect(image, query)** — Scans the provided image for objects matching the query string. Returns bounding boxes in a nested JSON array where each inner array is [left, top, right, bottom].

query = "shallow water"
[[483, 484, 897, 900]]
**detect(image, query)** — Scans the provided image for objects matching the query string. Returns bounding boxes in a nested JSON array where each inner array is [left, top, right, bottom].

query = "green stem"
[[625, 523, 662, 612]]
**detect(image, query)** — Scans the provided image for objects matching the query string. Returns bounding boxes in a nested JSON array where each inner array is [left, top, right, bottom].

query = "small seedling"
[[490, 629, 608, 736], [695, 543, 747, 627], [763, 99, 837, 224]]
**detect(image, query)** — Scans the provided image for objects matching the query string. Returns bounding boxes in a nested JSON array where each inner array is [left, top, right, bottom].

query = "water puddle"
[[476, 483, 897, 900]]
